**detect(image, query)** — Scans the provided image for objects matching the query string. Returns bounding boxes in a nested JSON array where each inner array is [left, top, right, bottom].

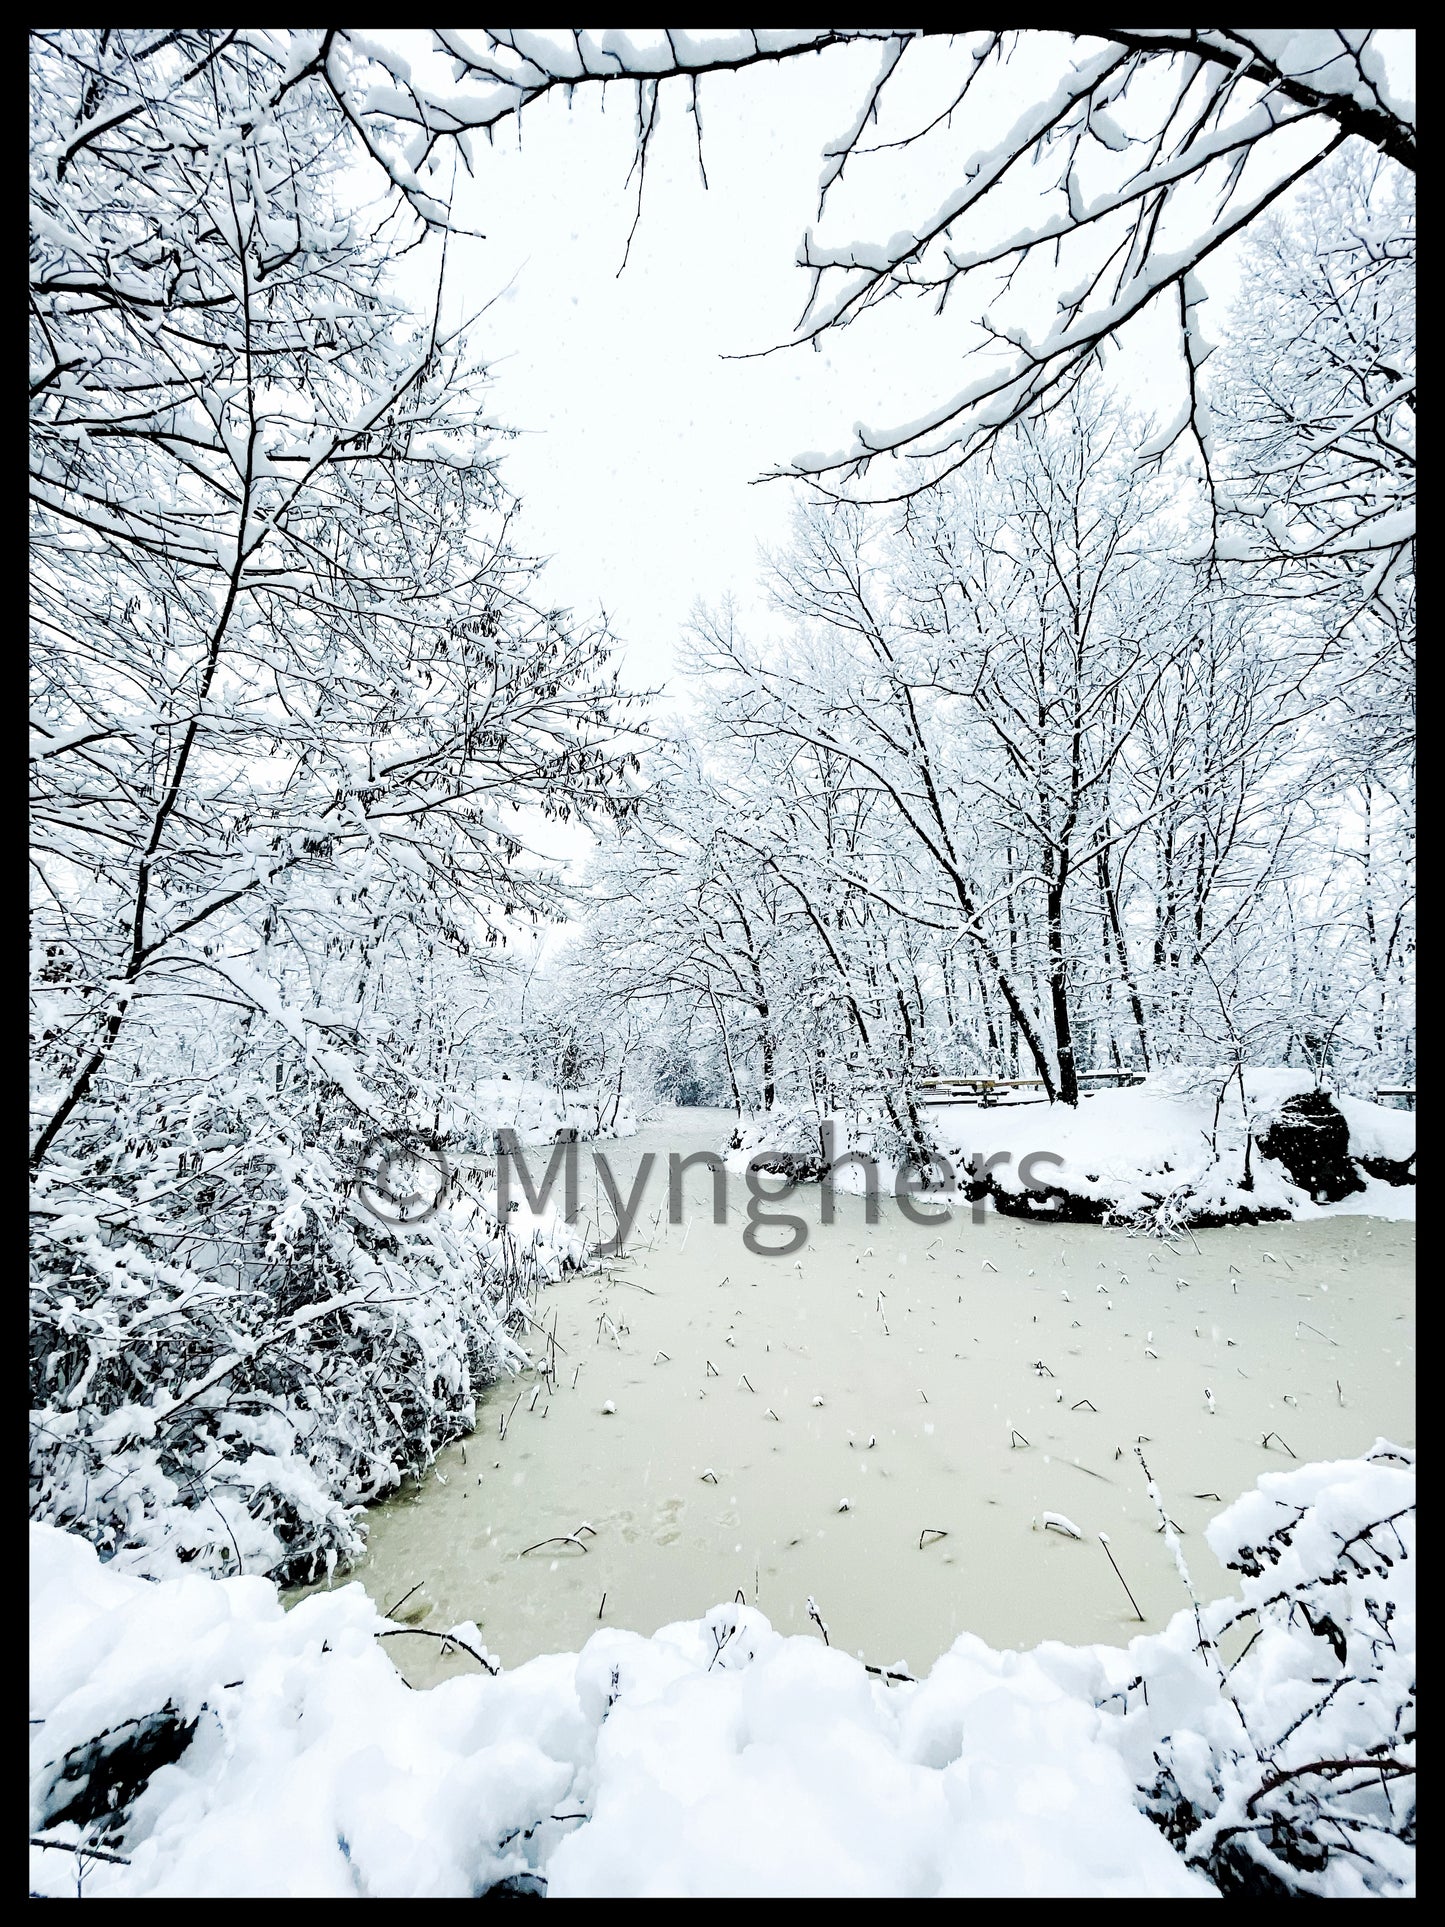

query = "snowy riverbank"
[[30, 1443, 1414, 1898], [733, 1069, 1415, 1231], [936, 1068, 1415, 1229]]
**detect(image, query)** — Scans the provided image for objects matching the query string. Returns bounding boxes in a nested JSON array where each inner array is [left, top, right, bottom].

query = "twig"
[[520, 1523, 597, 1557], [376, 1627, 500, 1674], [30, 1838, 132, 1867], [382, 1580, 424, 1620], [918, 1526, 948, 1549], [1245, 1757, 1413, 1817], [1098, 1534, 1145, 1621], [1136, 1444, 1258, 1753], [708, 1622, 737, 1671], [1064, 1459, 1112, 1483], [1295, 1316, 1339, 1343]]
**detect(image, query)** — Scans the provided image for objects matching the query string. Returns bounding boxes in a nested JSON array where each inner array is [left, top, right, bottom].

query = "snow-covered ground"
[[939, 1068, 1413, 1223], [29, 1444, 1414, 1898], [763, 1069, 1415, 1228]]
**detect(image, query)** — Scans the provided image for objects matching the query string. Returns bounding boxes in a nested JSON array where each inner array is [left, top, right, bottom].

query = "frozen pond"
[[296, 1107, 1415, 1684]]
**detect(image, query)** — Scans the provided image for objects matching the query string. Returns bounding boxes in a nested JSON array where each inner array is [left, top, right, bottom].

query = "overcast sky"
[[440, 41, 1189, 695]]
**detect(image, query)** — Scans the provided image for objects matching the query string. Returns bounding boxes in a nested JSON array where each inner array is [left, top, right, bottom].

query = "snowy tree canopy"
[[308, 28, 1413, 498]]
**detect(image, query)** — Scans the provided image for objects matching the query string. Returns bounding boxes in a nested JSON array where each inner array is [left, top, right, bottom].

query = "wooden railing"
[[917, 1068, 1143, 1105], [1375, 1085, 1416, 1109]]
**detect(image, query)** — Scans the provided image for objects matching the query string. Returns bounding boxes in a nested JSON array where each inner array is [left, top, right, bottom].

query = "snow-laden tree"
[[689, 388, 1280, 1103], [30, 29, 643, 1169], [574, 377, 1411, 1124], [576, 747, 792, 1119], [1207, 146, 1414, 787], [29, 28, 641, 1581]]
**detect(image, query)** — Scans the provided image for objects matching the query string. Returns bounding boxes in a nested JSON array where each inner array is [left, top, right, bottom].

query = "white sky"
[[442, 46, 900, 699]]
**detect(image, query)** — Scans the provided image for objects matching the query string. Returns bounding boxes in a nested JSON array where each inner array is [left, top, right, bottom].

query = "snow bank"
[[29, 1447, 1413, 1898], [1334, 1091, 1416, 1163], [930, 1068, 1414, 1229], [722, 1071, 1413, 1230]]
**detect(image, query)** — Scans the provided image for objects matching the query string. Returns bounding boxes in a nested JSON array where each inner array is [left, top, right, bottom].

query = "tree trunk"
[[1046, 882, 1079, 1106], [1097, 850, 1151, 1070]]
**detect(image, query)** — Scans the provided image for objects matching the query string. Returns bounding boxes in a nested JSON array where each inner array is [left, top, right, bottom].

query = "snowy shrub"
[[1114, 1443, 1415, 1897], [728, 1105, 831, 1163], [727, 1104, 941, 1186], [28, 1069, 583, 1586]]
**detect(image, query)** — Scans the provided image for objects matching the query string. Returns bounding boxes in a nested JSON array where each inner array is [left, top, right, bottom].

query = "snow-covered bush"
[[726, 1104, 937, 1186], [28, 1066, 584, 1585], [727, 1104, 832, 1163], [1112, 1442, 1415, 1897]]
